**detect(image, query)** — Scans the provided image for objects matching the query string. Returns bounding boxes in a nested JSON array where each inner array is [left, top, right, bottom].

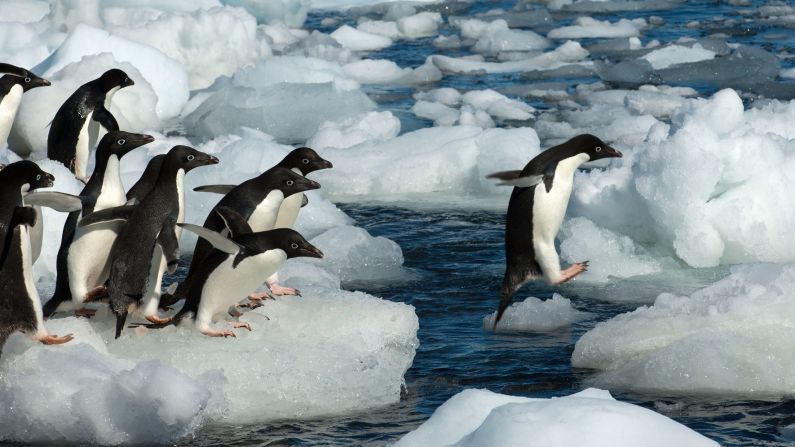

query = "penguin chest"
[[0, 84, 23, 145], [94, 156, 127, 209], [75, 112, 92, 180], [530, 154, 588, 242], [274, 192, 302, 229], [248, 190, 285, 231], [19, 226, 44, 332], [175, 169, 185, 238], [199, 250, 287, 317]]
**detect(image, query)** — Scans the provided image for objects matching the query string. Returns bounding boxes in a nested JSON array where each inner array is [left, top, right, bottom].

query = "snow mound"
[[548, 17, 647, 39], [573, 263, 795, 396], [484, 294, 591, 332], [394, 388, 718, 447]]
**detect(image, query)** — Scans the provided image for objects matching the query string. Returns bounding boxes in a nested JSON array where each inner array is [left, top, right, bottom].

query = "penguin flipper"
[[24, 191, 88, 213], [177, 223, 241, 255], [215, 206, 252, 237], [11, 206, 37, 228], [93, 105, 119, 132], [487, 170, 543, 188], [158, 217, 180, 274], [302, 194, 309, 208], [542, 160, 559, 193], [193, 184, 235, 194], [79, 205, 135, 227]]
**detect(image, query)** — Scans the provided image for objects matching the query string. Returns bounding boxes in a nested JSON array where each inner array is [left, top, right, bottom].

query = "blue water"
[[176, 2, 795, 446]]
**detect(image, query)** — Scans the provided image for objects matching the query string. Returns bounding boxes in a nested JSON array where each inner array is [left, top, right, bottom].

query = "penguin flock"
[[0, 62, 331, 349]]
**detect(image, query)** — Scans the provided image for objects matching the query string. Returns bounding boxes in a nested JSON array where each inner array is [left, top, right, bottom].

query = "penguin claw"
[[233, 322, 252, 331], [248, 291, 275, 301], [267, 283, 299, 297], [201, 328, 236, 338], [145, 314, 172, 325], [39, 333, 74, 345]]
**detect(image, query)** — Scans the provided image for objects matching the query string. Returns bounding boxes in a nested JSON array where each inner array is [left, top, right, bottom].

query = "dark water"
[[177, 1, 795, 446]]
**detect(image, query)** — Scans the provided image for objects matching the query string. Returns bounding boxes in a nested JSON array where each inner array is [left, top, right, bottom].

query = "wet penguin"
[[42, 131, 155, 317], [152, 207, 323, 337], [488, 134, 622, 328], [194, 147, 332, 296], [126, 154, 165, 204], [0, 71, 50, 148], [47, 69, 134, 181], [164, 164, 321, 306], [79, 145, 218, 338], [0, 161, 76, 349]]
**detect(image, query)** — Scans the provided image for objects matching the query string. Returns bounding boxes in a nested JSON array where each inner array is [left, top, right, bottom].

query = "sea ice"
[[483, 294, 592, 332], [548, 17, 647, 39], [307, 111, 401, 150], [331, 25, 393, 51], [432, 41, 590, 74], [640, 43, 716, 69]]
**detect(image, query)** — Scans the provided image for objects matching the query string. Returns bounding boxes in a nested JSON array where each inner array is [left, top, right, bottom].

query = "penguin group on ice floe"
[[0, 62, 330, 349]]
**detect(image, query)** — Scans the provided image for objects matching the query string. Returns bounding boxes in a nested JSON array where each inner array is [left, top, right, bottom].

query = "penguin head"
[[273, 167, 321, 197], [572, 134, 623, 161], [274, 229, 324, 259], [3, 73, 51, 92], [99, 131, 155, 159], [99, 69, 134, 90], [0, 160, 54, 192], [278, 147, 333, 175], [168, 145, 219, 172]]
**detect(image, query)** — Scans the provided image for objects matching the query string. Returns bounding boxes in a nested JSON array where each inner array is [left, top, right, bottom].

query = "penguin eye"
[[286, 180, 294, 186], [117, 139, 126, 145], [187, 155, 195, 161], [595, 146, 602, 152], [24, 77, 31, 83], [36, 174, 41, 180], [302, 158, 310, 164], [290, 243, 299, 249]]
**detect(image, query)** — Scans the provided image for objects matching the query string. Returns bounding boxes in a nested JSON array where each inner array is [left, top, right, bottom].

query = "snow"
[[573, 263, 795, 396], [548, 17, 647, 39], [394, 388, 719, 447], [484, 294, 592, 332]]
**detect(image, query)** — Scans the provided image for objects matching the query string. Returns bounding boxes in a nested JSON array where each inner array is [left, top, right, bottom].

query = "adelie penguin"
[[0, 69, 50, 148], [47, 68, 134, 181], [0, 161, 79, 350], [146, 207, 323, 338], [79, 145, 218, 338], [42, 131, 155, 318], [487, 134, 622, 329]]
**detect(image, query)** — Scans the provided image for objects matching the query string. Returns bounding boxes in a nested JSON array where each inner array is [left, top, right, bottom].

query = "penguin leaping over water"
[[488, 134, 622, 329]]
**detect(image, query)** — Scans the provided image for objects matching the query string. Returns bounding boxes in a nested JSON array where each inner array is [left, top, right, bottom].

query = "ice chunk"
[[342, 58, 442, 85], [357, 20, 401, 39], [548, 17, 647, 39], [471, 19, 550, 55], [394, 388, 719, 447], [483, 294, 592, 332], [412, 100, 460, 126], [414, 87, 463, 107], [307, 111, 401, 150], [462, 89, 535, 121], [0, 0, 50, 23], [331, 25, 393, 51], [640, 43, 716, 69], [396, 11, 442, 38], [573, 264, 795, 396], [432, 41, 590, 74], [221, 0, 308, 27]]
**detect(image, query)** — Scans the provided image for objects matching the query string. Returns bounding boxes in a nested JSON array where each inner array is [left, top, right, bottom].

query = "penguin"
[[42, 131, 155, 318], [0, 72, 50, 148], [47, 69, 134, 181], [0, 161, 75, 349], [193, 147, 332, 296], [0, 63, 34, 78], [148, 206, 323, 337], [78, 145, 218, 338], [164, 165, 321, 307], [487, 134, 622, 328], [126, 154, 165, 204]]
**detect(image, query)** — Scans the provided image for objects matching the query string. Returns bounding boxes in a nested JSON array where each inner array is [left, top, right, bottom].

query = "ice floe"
[[483, 294, 591, 332]]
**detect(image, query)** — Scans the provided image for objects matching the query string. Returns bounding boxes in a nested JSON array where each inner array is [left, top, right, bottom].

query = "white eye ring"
[[595, 146, 602, 152], [117, 139, 126, 145], [290, 243, 299, 249], [302, 158, 310, 164], [286, 180, 294, 186], [187, 155, 195, 161], [36, 174, 41, 180], [24, 77, 31, 83]]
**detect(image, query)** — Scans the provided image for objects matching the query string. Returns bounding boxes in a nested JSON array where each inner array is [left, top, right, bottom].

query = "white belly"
[[29, 205, 43, 262], [530, 154, 588, 244], [0, 84, 23, 148], [273, 192, 302, 229], [195, 250, 286, 329], [248, 189, 285, 231], [95, 155, 127, 209], [75, 112, 92, 181], [20, 226, 46, 336]]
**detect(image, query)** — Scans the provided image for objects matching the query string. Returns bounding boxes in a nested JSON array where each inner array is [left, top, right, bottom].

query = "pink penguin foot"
[[268, 283, 300, 297], [84, 285, 108, 303], [232, 322, 252, 331], [201, 328, 236, 338], [74, 308, 96, 318], [146, 314, 172, 325], [39, 333, 74, 345], [555, 261, 589, 285], [248, 291, 274, 301]]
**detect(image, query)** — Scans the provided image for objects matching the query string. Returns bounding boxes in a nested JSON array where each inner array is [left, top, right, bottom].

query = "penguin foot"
[[268, 283, 300, 297], [145, 314, 172, 325], [556, 262, 589, 284], [233, 322, 252, 331], [248, 291, 275, 301], [74, 308, 96, 318], [201, 328, 236, 338], [84, 285, 108, 302], [39, 333, 74, 345]]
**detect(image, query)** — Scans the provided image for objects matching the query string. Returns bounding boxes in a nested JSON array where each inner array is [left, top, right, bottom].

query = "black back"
[[126, 154, 165, 204]]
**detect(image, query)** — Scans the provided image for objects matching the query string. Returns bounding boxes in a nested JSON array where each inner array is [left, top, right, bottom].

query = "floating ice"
[[432, 41, 590, 74], [573, 263, 795, 396], [342, 57, 442, 85], [396, 11, 442, 39], [309, 225, 409, 283], [331, 25, 393, 51], [462, 89, 535, 121], [471, 20, 550, 55], [640, 43, 716, 70], [221, 0, 308, 27], [548, 17, 647, 39], [307, 111, 401, 150], [414, 87, 463, 107], [483, 294, 591, 332], [394, 388, 719, 447]]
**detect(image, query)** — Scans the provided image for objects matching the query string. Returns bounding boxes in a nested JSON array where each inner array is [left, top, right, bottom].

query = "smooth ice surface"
[[573, 263, 795, 395], [393, 388, 719, 447], [548, 17, 647, 39], [483, 294, 591, 332], [640, 43, 716, 69], [331, 25, 393, 51], [309, 225, 409, 283]]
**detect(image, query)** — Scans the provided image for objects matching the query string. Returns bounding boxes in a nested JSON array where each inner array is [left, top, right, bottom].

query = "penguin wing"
[[23, 191, 88, 212], [193, 184, 236, 195], [158, 217, 180, 274], [79, 204, 136, 227], [302, 194, 309, 208], [177, 223, 241, 255], [92, 105, 119, 131], [215, 206, 253, 237], [11, 205, 37, 228], [487, 170, 543, 188]]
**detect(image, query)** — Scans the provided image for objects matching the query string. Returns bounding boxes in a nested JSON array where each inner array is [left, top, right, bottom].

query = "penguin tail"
[[114, 311, 128, 339], [493, 262, 536, 331]]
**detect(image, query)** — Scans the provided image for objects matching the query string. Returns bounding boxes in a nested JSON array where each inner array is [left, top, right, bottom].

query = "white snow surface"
[[573, 263, 795, 396], [393, 388, 719, 447], [484, 294, 592, 332]]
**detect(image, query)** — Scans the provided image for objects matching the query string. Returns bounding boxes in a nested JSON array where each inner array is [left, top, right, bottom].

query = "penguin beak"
[[39, 78, 51, 87], [200, 155, 220, 165], [301, 245, 324, 259], [320, 159, 333, 169], [605, 145, 622, 158], [44, 173, 54, 187], [301, 178, 321, 191]]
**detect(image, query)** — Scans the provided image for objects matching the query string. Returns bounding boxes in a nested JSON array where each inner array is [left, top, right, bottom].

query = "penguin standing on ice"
[[42, 131, 155, 317], [150, 207, 323, 337], [126, 154, 165, 204], [488, 134, 622, 328], [0, 71, 50, 148], [47, 69, 134, 181], [0, 161, 77, 349], [78, 145, 218, 338]]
